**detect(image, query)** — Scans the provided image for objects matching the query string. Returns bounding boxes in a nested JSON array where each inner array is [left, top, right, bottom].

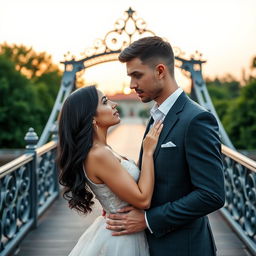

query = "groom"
[[106, 36, 225, 255]]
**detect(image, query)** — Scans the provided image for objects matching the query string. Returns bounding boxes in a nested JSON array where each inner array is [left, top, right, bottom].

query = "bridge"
[[1, 8, 256, 256]]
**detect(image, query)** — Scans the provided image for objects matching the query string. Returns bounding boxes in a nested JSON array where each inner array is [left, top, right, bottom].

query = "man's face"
[[126, 58, 163, 103]]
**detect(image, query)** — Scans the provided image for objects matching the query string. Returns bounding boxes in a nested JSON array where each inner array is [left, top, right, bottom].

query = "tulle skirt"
[[68, 216, 149, 256]]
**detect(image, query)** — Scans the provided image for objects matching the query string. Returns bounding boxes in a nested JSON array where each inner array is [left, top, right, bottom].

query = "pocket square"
[[161, 141, 176, 148]]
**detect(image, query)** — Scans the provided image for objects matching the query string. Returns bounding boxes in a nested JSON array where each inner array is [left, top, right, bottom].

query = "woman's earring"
[[93, 120, 98, 131]]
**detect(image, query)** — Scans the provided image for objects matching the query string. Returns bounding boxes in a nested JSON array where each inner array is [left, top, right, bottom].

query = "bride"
[[57, 86, 163, 256]]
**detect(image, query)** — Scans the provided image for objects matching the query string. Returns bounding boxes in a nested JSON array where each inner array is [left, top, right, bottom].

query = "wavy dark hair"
[[57, 86, 98, 214]]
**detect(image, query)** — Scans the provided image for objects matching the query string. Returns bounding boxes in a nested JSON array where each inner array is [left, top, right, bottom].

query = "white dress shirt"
[[150, 87, 183, 124], [144, 87, 183, 233]]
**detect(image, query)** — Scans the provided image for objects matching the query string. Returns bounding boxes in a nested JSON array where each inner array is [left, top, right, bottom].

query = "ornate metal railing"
[[0, 128, 59, 256], [221, 145, 256, 255]]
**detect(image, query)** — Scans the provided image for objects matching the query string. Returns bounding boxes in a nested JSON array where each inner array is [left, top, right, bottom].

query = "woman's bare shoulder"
[[86, 145, 117, 165]]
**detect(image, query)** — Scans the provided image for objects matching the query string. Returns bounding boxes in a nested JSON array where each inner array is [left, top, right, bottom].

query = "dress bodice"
[[84, 159, 140, 214]]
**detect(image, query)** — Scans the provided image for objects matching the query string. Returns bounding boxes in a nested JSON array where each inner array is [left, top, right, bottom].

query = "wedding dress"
[[68, 158, 150, 256]]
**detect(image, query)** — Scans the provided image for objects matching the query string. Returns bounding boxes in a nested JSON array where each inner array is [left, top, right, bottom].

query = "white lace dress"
[[68, 159, 150, 256]]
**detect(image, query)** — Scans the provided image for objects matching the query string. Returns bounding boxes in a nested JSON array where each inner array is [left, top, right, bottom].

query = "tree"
[[206, 72, 256, 149], [0, 44, 62, 148], [206, 76, 241, 121], [0, 43, 60, 79], [0, 55, 42, 147], [223, 79, 256, 149]]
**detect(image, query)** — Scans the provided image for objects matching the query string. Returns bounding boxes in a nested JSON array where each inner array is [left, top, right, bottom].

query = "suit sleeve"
[[146, 111, 225, 237]]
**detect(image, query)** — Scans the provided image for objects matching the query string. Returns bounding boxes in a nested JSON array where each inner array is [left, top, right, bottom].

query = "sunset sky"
[[0, 0, 256, 94]]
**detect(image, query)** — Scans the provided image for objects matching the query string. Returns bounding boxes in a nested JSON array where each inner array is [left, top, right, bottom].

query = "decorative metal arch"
[[37, 7, 233, 149]]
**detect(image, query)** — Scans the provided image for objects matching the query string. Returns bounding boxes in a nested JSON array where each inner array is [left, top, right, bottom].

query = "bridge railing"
[[0, 128, 59, 256], [1, 127, 256, 256], [221, 144, 256, 255]]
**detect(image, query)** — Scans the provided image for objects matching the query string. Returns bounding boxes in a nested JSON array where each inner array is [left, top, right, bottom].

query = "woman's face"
[[94, 90, 120, 128]]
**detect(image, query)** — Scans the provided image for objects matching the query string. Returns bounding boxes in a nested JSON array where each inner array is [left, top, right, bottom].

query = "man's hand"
[[106, 206, 147, 236]]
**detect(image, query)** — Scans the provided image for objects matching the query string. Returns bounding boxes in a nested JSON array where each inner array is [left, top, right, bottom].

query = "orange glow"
[[0, 0, 255, 95], [123, 87, 131, 95]]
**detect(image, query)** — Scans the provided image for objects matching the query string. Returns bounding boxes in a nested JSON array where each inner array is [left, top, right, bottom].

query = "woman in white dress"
[[57, 86, 163, 256]]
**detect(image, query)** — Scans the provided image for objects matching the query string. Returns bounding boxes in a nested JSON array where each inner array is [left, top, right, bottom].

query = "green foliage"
[[223, 80, 256, 149], [0, 43, 60, 79], [206, 76, 240, 120], [206, 69, 256, 149], [0, 43, 62, 148], [0, 55, 39, 147]]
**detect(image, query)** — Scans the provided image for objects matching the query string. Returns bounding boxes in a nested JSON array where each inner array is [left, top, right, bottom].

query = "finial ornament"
[[24, 127, 38, 151]]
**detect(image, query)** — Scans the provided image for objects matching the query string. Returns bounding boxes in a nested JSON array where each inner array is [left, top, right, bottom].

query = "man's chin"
[[141, 97, 152, 103]]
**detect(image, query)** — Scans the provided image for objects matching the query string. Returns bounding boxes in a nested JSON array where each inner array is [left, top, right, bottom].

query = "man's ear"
[[155, 64, 165, 79]]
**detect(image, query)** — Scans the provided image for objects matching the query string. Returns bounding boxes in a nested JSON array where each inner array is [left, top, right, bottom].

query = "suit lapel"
[[138, 117, 154, 168], [139, 92, 188, 165], [153, 92, 188, 159], [143, 117, 154, 139]]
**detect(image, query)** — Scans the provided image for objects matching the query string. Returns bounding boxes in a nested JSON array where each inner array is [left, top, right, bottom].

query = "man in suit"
[[106, 36, 225, 256]]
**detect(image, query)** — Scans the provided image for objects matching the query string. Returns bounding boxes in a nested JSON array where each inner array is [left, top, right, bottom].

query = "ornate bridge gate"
[[37, 7, 233, 149]]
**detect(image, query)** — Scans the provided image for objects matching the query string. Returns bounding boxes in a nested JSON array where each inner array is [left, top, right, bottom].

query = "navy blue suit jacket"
[[139, 92, 225, 256]]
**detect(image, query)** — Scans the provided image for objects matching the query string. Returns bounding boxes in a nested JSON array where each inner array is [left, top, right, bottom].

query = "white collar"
[[150, 87, 183, 117]]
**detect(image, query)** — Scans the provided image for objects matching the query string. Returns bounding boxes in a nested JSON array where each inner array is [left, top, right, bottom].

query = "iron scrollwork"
[[104, 7, 155, 52], [0, 138, 58, 255], [222, 153, 256, 247], [37, 148, 58, 215], [0, 163, 32, 252], [65, 7, 156, 62]]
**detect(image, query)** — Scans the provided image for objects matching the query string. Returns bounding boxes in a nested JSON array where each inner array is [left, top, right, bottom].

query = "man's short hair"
[[119, 36, 175, 76]]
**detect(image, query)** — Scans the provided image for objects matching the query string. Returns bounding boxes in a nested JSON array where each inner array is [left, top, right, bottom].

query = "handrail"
[[0, 141, 57, 178], [222, 144, 256, 172], [36, 140, 57, 156], [0, 154, 33, 178]]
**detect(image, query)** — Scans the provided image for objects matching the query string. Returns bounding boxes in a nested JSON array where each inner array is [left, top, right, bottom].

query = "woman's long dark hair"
[[57, 86, 98, 214]]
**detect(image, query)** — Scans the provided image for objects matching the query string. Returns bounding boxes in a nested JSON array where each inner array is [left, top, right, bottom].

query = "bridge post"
[[51, 122, 60, 195], [37, 59, 87, 147], [51, 121, 58, 142], [190, 68, 235, 149], [176, 56, 235, 149], [24, 128, 38, 228]]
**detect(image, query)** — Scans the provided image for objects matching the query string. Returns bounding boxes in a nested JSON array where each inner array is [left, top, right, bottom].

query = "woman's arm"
[[85, 122, 163, 210]]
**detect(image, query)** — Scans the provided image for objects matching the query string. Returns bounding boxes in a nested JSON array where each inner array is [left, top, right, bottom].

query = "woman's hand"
[[143, 121, 163, 156]]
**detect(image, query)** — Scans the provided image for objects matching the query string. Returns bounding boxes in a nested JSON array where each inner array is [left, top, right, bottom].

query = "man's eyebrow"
[[128, 71, 141, 76]]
